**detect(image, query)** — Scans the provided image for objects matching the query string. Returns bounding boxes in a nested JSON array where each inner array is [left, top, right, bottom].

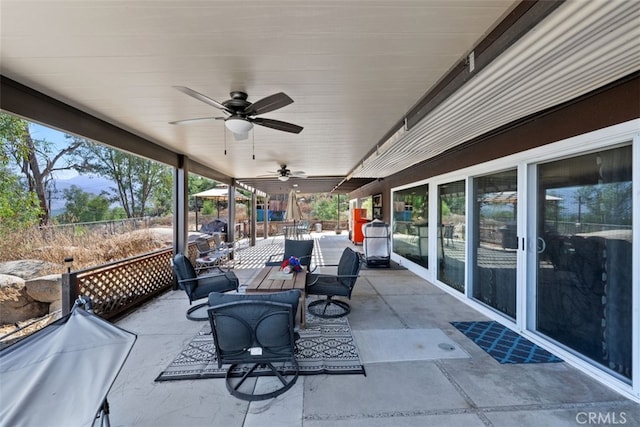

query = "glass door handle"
[[537, 236, 546, 253]]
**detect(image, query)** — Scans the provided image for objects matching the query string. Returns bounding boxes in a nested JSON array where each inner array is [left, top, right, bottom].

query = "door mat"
[[450, 321, 563, 364], [156, 314, 364, 381]]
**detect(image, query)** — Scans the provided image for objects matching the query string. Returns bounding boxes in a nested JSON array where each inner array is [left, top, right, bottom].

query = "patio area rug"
[[451, 321, 563, 364], [156, 313, 364, 382]]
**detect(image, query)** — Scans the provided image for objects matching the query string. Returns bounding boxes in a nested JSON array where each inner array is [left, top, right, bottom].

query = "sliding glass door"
[[472, 170, 518, 319], [534, 145, 632, 381], [438, 180, 465, 292], [392, 184, 428, 268]]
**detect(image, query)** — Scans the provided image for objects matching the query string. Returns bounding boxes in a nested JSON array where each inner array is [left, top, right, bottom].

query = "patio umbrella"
[[284, 190, 302, 222], [284, 190, 303, 238]]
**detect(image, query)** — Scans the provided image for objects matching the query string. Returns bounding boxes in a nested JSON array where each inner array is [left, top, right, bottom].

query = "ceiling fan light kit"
[[257, 164, 308, 181], [225, 117, 253, 134]]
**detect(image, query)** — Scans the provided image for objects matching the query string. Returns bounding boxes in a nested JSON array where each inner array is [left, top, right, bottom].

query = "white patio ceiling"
[[1, 1, 638, 194]]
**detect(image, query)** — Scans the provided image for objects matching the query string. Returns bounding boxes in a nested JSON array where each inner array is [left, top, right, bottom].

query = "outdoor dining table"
[[245, 265, 307, 329]]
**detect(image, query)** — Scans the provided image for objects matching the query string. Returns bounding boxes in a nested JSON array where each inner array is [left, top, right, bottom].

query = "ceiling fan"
[[260, 165, 308, 182], [170, 87, 303, 140]]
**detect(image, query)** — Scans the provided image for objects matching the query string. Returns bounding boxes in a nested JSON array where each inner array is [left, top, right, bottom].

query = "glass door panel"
[[472, 170, 518, 319], [536, 145, 632, 380], [438, 180, 465, 292], [392, 184, 428, 268]]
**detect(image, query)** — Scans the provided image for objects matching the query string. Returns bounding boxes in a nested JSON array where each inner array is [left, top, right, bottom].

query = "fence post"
[[61, 272, 78, 315]]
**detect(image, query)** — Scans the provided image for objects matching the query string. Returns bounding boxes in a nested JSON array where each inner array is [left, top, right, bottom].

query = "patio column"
[[250, 189, 257, 246], [173, 155, 189, 255], [263, 195, 269, 239], [227, 185, 235, 243]]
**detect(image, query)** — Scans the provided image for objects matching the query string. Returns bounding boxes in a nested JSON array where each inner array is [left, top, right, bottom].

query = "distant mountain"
[[49, 174, 117, 211]]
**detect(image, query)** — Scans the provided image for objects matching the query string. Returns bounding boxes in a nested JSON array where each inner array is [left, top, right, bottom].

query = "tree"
[[0, 113, 83, 225], [0, 166, 42, 232], [59, 185, 110, 223], [310, 194, 348, 221], [77, 141, 172, 218], [150, 170, 173, 216], [0, 115, 42, 229]]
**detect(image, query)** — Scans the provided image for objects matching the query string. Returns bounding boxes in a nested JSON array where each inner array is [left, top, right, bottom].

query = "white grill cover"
[[362, 219, 390, 260], [0, 308, 136, 427]]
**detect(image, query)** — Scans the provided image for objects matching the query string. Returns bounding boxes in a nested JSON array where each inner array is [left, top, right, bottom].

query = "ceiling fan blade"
[[244, 92, 293, 116], [173, 86, 229, 112], [251, 118, 303, 134], [290, 171, 308, 178], [169, 116, 224, 125]]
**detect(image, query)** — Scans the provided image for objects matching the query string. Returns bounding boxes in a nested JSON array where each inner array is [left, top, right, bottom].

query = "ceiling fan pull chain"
[[224, 127, 227, 155], [252, 132, 255, 160]]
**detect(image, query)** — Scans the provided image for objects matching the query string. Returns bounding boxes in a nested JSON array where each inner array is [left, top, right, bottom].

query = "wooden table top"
[[246, 266, 306, 292]]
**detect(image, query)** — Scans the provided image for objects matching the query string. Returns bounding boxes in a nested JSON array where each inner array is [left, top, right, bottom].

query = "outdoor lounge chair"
[[265, 238, 315, 271], [195, 237, 214, 257], [172, 253, 239, 320], [306, 247, 363, 318], [0, 297, 136, 427], [212, 233, 236, 268], [208, 290, 301, 401]]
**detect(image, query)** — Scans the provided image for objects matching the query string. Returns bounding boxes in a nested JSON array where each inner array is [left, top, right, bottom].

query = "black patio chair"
[[306, 247, 364, 318], [208, 290, 301, 401], [265, 239, 315, 271], [194, 237, 213, 257], [172, 253, 239, 320]]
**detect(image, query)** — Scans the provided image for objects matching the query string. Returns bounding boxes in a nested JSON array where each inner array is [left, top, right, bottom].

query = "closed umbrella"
[[284, 190, 302, 238]]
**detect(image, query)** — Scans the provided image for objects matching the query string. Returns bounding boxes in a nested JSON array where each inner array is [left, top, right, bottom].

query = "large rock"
[[0, 274, 49, 324], [25, 274, 62, 303], [0, 260, 60, 280]]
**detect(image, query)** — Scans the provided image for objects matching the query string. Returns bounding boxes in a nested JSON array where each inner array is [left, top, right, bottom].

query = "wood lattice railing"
[[61, 242, 204, 320]]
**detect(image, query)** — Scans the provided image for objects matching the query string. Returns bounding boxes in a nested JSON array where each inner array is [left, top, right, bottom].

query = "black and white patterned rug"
[[156, 313, 364, 382]]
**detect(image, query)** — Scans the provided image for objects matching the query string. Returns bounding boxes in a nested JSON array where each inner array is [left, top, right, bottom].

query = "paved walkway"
[[109, 233, 639, 426]]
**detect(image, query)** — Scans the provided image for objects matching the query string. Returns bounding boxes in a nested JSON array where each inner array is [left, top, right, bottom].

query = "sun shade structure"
[[192, 186, 249, 220], [191, 187, 249, 200], [0, 307, 137, 427]]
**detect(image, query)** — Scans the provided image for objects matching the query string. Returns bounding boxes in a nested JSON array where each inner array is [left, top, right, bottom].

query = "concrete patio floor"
[[109, 233, 639, 426]]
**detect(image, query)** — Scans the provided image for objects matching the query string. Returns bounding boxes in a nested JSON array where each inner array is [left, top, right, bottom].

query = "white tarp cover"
[[0, 308, 136, 427], [363, 219, 391, 261]]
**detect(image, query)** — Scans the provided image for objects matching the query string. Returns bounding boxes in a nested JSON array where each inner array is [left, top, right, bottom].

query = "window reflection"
[[392, 184, 428, 267], [536, 145, 632, 381], [472, 170, 517, 318], [438, 180, 465, 292]]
